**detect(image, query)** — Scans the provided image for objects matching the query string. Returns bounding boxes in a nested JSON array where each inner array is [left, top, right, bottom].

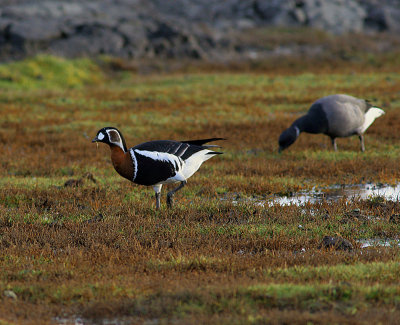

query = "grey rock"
[[9, 19, 62, 41], [50, 27, 125, 57], [301, 0, 367, 34], [116, 22, 148, 56], [365, 5, 400, 32], [0, 17, 12, 31], [0, 0, 399, 61], [254, 0, 297, 25], [2, 2, 86, 20]]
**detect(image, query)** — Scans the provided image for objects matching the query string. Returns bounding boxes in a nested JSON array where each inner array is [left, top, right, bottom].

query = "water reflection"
[[357, 238, 400, 248], [271, 183, 400, 206]]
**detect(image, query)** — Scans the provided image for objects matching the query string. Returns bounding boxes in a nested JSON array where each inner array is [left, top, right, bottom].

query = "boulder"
[[50, 27, 125, 57], [300, 0, 367, 34], [365, 4, 400, 32], [9, 19, 62, 41]]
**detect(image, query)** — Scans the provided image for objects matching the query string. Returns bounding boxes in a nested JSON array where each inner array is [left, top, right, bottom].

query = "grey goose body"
[[278, 94, 385, 152]]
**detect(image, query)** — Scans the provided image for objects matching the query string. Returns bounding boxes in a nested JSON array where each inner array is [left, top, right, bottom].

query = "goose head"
[[92, 127, 128, 152], [278, 126, 300, 153]]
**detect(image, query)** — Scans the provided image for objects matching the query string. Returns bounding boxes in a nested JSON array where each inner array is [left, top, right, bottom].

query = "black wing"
[[132, 140, 191, 156], [132, 139, 222, 160], [130, 141, 184, 186], [131, 139, 223, 185], [181, 138, 225, 147]]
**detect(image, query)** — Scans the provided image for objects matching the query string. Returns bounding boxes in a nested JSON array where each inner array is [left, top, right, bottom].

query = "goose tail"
[[361, 107, 385, 133]]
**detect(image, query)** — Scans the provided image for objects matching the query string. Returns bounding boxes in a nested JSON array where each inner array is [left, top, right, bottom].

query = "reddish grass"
[[1, 53, 400, 324]]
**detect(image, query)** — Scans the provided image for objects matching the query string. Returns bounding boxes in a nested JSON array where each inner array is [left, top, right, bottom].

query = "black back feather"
[[132, 139, 223, 161], [181, 138, 225, 146]]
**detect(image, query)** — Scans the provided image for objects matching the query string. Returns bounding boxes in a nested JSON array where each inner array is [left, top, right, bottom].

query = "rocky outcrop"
[[0, 0, 399, 61], [362, 0, 400, 33]]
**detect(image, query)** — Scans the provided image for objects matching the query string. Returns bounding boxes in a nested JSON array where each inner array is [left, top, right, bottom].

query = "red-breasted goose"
[[93, 127, 223, 209]]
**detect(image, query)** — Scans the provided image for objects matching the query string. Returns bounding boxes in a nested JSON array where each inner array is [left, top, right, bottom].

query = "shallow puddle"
[[226, 183, 400, 207], [55, 316, 130, 325], [357, 238, 400, 248], [271, 183, 400, 206]]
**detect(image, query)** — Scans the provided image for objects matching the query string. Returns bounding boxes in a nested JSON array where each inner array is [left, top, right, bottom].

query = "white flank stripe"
[[361, 107, 385, 133], [129, 149, 138, 181], [134, 149, 182, 171]]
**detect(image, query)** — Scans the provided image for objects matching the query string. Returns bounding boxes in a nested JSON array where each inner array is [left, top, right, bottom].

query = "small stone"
[[322, 212, 330, 220], [319, 236, 353, 251], [4, 290, 17, 300], [341, 209, 368, 223], [85, 213, 104, 224], [64, 179, 83, 187], [389, 214, 400, 223]]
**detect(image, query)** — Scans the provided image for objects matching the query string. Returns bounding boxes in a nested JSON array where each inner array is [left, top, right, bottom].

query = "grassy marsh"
[[0, 53, 400, 324]]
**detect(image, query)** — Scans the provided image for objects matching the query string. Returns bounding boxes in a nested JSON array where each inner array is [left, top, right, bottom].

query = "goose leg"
[[153, 185, 162, 210], [331, 138, 337, 151], [155, 193, 161, 210], [167, 181, 187, 208], [359, 135, 365, 152]]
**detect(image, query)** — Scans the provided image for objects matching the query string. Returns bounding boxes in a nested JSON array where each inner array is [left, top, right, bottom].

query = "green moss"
[[0, 55, 103, 89], [263, 262, 400, 283]]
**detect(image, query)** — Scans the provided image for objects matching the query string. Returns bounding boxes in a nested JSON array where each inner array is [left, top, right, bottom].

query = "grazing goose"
[[278, 94, 385, 152], [92, 127, 223, 209]]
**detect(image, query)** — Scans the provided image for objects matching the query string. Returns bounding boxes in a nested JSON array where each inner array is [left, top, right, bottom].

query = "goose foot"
[[166, 181, 187, 208]]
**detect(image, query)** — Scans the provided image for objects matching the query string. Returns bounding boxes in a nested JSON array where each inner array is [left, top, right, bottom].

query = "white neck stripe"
[[294, 126, 300, 137], [129, 149, 138, 181]]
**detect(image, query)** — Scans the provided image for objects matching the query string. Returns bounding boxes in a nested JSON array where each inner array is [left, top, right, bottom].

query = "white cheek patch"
[[106, 129, 125, 151], [97, 132, 105, 140]]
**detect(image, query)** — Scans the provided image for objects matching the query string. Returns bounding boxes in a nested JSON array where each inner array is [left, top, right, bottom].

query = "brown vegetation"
[[0, 54, 400, 324]]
